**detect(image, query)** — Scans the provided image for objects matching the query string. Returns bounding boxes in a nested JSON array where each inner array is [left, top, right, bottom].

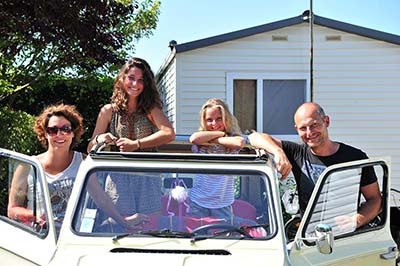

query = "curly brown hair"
[[34, 104, 84, 149], [111, 57, 162, 114]]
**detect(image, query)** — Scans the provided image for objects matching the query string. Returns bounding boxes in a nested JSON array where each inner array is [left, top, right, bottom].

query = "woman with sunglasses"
[[8, 103, 85, 236]]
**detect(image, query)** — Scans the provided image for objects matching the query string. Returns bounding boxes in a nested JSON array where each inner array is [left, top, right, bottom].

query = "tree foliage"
[[0, 0, 160, 106], [11, 74, 115, 153], [0, 107, 43, 215], [0, 107, 42, 154]]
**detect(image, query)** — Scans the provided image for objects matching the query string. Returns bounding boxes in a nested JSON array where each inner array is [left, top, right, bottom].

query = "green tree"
[[0, 107, 42, 154], [0, 0, 161, 107], [11, 74, 115, 153]]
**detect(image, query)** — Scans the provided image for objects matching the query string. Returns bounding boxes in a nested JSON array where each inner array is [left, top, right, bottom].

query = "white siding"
[[158, 22, 400, 195], [177, 24, 312, 135], [311, 26, 400, 193], [157, 58, 177, 129]]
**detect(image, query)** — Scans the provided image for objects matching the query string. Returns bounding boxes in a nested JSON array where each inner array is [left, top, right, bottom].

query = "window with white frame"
[[227, 74, 309, 137]]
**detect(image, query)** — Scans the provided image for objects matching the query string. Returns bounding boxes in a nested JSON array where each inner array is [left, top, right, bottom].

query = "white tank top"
[[27, 151, 83, 234]]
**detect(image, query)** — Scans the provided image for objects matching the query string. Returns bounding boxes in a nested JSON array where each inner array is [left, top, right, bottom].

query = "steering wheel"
[[191, 223, 239, 235]]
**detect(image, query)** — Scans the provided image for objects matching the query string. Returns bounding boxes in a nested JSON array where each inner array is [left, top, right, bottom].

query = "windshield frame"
[[72, 163, 278, 241]]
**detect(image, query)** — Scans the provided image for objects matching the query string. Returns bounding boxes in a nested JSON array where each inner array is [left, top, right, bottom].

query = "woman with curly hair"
[[8, 103, 85, 235], [87, 57, 175, 152]]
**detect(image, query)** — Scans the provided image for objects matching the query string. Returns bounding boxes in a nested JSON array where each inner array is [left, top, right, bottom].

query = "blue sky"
[[133, 0, 400, 72]]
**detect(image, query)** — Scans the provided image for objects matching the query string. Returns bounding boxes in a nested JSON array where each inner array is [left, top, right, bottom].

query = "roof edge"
[[175, 15, 304, 53], [156, 11, 400, 76], [174, 12, 400, 54], [314, 15, 400, 45]]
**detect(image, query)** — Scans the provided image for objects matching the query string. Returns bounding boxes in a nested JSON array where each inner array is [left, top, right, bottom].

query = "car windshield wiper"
[[113, 229, 195, 242], [139, 229, 196, 238], [190, 223, 269, 244]]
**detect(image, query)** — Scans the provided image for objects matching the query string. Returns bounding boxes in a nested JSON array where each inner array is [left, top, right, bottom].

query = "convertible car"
[[0, 140, 397, 265]]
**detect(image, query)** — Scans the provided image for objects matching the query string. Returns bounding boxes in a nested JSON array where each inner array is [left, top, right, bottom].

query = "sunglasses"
[[46, 126, 73, 136]]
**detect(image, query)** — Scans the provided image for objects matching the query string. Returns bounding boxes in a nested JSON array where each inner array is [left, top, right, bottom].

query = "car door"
[[0, 148, 57, 265], [290, 158, 397, 266]]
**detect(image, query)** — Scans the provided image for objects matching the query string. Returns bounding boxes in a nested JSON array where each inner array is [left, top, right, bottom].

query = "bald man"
[[249, 102, 381, 228]]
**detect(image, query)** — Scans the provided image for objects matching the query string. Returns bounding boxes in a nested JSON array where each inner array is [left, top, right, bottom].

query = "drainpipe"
[[309, 0, 314, 101]]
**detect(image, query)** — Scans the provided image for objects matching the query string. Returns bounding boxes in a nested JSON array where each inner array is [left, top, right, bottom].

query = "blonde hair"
[[199, 98, 242, 136]]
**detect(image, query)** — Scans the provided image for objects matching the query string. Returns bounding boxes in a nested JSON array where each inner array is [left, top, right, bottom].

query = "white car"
[[0, 141, 398, 265]]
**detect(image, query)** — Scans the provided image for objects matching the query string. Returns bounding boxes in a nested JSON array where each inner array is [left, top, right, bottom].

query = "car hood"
[[75, 250, 285, 266]]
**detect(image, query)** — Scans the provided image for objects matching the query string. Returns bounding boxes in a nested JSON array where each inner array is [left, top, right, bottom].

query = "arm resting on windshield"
[[248, 132, 292, 179]]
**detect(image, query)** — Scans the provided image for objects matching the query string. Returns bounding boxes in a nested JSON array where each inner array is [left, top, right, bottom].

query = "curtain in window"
[[234, 80, 256, 134]]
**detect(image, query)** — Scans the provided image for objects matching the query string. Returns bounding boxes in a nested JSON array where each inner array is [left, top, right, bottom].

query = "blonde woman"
[[188, 98, 245, 219]]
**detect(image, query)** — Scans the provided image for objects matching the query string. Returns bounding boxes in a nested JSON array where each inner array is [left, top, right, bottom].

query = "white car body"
[[0, 145, 397, 265]]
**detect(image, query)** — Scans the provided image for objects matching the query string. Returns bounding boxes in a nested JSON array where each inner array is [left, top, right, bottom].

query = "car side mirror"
[[315, 224, 333, 254], [295, 223, 334, 254]]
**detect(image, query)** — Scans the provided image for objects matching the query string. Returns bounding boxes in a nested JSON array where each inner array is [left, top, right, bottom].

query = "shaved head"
[[293, 102, 332, 152], [294, 102, 325, 124]]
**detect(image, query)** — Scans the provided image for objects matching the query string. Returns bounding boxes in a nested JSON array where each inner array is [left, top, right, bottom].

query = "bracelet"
[[95, 134, 99, 144], [137, 139, 141, 149]]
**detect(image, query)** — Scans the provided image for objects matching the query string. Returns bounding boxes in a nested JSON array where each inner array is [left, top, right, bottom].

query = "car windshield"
[[72, 168, 276, 240]]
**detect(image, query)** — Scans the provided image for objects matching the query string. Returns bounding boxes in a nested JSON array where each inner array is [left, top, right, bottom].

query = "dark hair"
[[34, 104, 84, 149], [111, 57, 162, 114]]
